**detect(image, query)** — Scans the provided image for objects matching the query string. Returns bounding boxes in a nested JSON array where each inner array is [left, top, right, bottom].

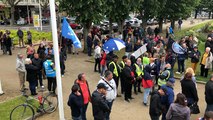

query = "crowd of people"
[[1, 24, 212, 120], [65, 25, 213, 120]]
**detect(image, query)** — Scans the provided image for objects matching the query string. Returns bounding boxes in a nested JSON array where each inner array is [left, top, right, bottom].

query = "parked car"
[[17, 18, 26, 25], [147, 18, 158, 25], [42, 17, 49, 24], [125, 18, 142, 27], [0, 19, 10, 25]]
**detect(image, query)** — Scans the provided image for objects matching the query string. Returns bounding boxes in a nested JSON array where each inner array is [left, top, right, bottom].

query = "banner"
[[33, 15, 40, 27], [131, 44, 147, 58]]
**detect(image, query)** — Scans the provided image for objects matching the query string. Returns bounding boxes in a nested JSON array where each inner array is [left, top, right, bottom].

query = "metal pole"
[[39, 0, 42, 31], [27, 0, 30, 24], [49, 0, 65, 120]]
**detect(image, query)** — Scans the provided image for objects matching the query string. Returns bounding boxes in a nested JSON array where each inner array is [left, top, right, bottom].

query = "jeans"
[[87, 47, 92, 56], [28, 80, 37, 95], [81, 103, 88, 120], [101, 65, 106, 76], [206, 104, 213, 112], [106, 101, 114, 120], [143, 88, 151, 104], [177, 59, 185, 73], [200, 64, 209, 77], [36, 71, 43, 87], [72, 116, 82, 120], [94, 58, 101, 72], [47, 77, 57, 93]]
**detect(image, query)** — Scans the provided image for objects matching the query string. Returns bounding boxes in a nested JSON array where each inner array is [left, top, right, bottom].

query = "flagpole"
[[49, 0, 65, 120]]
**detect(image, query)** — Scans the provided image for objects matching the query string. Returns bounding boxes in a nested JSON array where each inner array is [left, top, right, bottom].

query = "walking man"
[[98, 71, 117, 120]]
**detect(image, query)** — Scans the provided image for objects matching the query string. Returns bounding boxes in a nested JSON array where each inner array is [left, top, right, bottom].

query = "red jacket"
[[142, 72, 153, 88], [100, 52, 107, 65]]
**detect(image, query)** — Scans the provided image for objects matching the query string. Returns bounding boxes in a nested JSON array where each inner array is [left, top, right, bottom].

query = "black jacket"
[[149, 91, 163, 116], [4, 37, 12, 47], [205, 80, 213, 104], [25, 64, 38, 81], [190, 50, 201, 63], [122, 65, 134, 84], [181, 79, 199, 102], [67, 92, 83, 117], [32, 58, 43, 71], [91, 90, 110, 120], [87, 36, 93, 47]]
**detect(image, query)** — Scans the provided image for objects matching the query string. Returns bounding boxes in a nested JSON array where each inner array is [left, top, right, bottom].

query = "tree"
[[2, 0, 22, 25], [196, 0, 213, 19], [104, 0, 138, 35], [59, 0, 106, 52], [163, 0, 200, 28], [137, 0, 161, 28]]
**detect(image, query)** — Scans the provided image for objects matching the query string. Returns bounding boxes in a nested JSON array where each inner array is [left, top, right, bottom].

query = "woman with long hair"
[[166, 93, 190, 120]]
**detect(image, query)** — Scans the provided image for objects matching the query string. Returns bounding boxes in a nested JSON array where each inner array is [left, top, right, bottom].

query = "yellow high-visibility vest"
[[109, 61, 118, 77], [134, 63, 144, 76]]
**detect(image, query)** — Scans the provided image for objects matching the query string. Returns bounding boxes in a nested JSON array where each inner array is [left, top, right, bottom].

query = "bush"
[[0, 29, 52, 45]]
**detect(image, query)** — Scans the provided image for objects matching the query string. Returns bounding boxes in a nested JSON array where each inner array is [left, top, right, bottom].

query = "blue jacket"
[[43, 60, 56, 77], [161, 85, 174, 109]]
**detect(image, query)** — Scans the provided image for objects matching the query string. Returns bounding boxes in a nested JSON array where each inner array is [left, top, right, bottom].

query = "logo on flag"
[[61, 18, 82, 48]]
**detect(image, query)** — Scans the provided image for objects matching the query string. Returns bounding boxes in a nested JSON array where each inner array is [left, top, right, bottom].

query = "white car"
[[125, 18, 142, 27], [17, 18, 26, 25]]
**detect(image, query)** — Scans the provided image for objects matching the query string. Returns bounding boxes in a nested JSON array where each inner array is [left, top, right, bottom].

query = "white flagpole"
[[49, 0, 65, 120]]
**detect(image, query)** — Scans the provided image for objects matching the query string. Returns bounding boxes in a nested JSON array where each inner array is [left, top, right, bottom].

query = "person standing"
[[176, 43, 188, 74], [181, 72, 199, 107], [190, 46, 201, 73], [94, 42, 101, 73], [200, 47, 213, 77], [178, 19, 183, 30], [119, 55, 128, 94], [122, 59, 135, 102], [91, 83, 110, 120], [25, 58, 38, 95], [67, 84, 84, 120], [43, 55, 57, 94], [16, 53, 26, 91], [87, 33, 93, 56], [149, 88, 167, 120], [205, 74, 213, 112], [74, 73, 91, 120], [100, 50, 107, 76], [125, 38, 132, 58], [98, 71, 117, 120], [166, 93, 190, 120], [142, 65, 154, 106], [108, 55, 120, 97], [17, 28, 24, 47], [4, 33, 12, 55], [160, 78, 175, 120], [132, 58, 143, 94], [27, 31, 32, 45], [32, 53, 44, 89]]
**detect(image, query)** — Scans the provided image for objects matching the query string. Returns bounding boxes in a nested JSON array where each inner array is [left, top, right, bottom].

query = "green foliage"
[[0, 29, 52, 45]]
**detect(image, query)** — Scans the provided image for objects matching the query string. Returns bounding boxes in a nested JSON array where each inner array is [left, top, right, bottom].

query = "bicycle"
[[10, 90, 58, 120]]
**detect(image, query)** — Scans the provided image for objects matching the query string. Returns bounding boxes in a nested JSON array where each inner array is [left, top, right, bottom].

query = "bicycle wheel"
[[10, 104, 34, 120], [42, 93, 58, 113]]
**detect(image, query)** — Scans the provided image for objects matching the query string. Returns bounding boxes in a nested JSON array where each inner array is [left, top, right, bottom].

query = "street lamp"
[[39, 0, 42, 31]]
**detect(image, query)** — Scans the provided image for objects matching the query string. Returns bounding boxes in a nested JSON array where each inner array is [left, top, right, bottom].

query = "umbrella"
[[172, 42, 185, 54], [102, 38, 125, 53]]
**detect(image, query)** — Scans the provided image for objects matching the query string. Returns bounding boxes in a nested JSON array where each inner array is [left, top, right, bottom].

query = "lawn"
[[0, 96, 39, 120]]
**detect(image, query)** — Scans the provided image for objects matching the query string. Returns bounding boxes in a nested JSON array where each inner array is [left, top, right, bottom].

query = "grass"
[[0, 96, 39, 120], [0, 29, 52, 45]]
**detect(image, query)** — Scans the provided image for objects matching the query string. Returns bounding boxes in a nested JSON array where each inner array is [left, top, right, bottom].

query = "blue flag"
[[61, 17, 82, 48]]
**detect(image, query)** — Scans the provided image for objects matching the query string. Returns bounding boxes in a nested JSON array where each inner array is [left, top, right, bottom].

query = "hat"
[[168, 78, 175, 84], [97, 83, 108, 90], [112, 55, 119, 59], [193, 45, 198, 48], [160, 87, 167, 93]]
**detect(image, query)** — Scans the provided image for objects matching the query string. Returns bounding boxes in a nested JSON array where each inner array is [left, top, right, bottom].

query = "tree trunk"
[[118, 20, 124, 34], [208, 11, 211, 19], [82, 22, 92, 53], [158, 18, 163, 33], [109, 17, 113, 36], [194, 9, 198, 19], [10, 6, 15, 26], [170, 19, 175, 29]]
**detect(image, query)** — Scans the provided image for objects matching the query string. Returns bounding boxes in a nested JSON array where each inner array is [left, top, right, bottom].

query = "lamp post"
[[39, 0, 42, 31]]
